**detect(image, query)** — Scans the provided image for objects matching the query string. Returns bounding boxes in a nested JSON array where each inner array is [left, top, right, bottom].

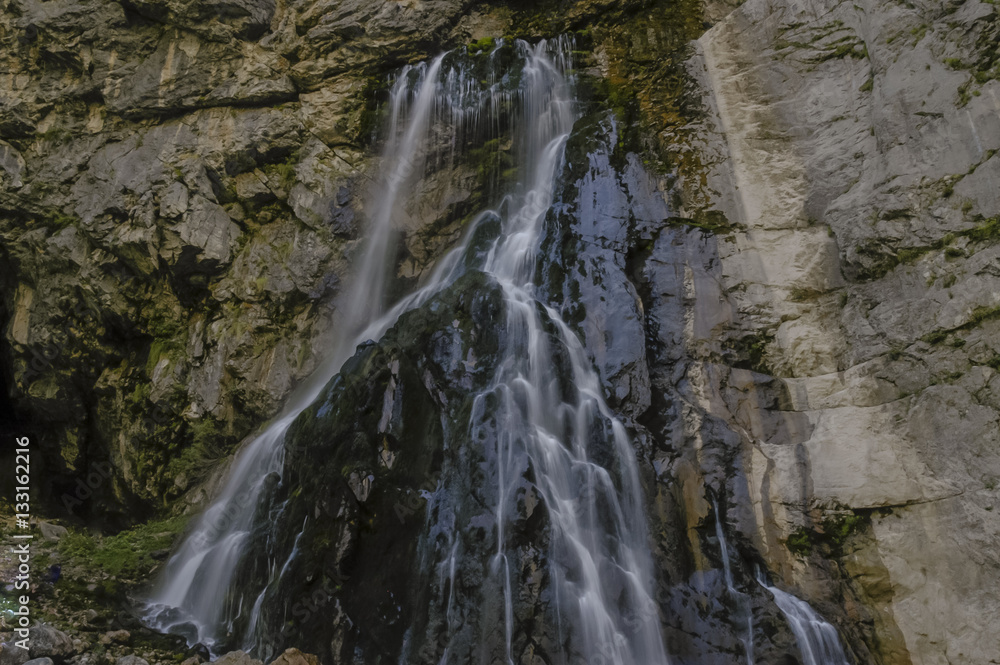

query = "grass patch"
[[854, 215, 1000, 281], [922, 304, 1000, 344], [467, 37, 495, 53], [726, 330, 775, 375], [58, 515, 188, 578], [785, 512, 866, 557]]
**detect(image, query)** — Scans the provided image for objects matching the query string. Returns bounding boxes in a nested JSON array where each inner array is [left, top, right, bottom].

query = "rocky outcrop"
[[660, 0, 1000, 663], [225, 270, 507, 663], [0, 0, 505, 515], [28, 625, 75, 662], [4, 0, 999, 663]]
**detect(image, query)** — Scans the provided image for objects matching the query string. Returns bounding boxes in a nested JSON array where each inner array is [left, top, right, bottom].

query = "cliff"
[[1, 0, 998, 663]]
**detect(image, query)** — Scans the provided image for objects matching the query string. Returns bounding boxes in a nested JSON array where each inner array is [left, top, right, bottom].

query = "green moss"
[[810, 37, 868, 63], [968, 304, 1000, 326], [824, 513, 865, 546], [663, 211, 735, 235], [58, 515, 189, 578], [964, 215, 1000, 243], [726, 329, 775, 375], [45, 212, 79, 229], [921, 329, 950, 345], [854, 215, 1000, 281], [788, 286, 826, 302], [144, 303, 184, 340], [467, 37, 495, 53], [786, 529, 813, 556], [922, 304, 1000, 344], [785, 512, 866, 558]]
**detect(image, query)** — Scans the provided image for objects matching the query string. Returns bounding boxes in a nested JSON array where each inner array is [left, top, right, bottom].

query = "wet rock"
[[28, 625, 74, 660], [226, 271, 506, 664], [211, 653, 261, 665], [182, 644, 209, 663], [0, 643, 30, 665], [23, 658, 54, 665], [264, 650, 318, 665], [113, 658, 148, 665]]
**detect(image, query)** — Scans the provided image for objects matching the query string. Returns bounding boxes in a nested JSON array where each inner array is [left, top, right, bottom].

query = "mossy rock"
[[220, 271, 506, 663]]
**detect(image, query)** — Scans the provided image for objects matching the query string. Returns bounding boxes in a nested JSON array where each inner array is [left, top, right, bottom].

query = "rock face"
[[0, 0, 499, 516], [674, 0, 1000, 663], [225, 270, 507, 663], [3, 0, 999, 664]]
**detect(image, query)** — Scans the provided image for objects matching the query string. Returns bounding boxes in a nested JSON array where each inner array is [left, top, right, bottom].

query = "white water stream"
[[144, 39, 670, 664], [758, 573, 851, 665], [143, 35, 855, 665]]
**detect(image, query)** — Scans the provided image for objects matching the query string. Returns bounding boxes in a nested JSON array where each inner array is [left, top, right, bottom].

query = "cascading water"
[[143, 54, 451, 649], [757, 573, 851, 665], [145, 38, 669, 664], [713, 499, 754, 665], [436, 45, 669, 665]]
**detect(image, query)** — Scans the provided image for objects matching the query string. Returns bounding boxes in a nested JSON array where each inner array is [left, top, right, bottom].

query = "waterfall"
[[712, 499, 754, 665], [756, 570, 851, 665], [142, 54, 450, 649], [466, 47, 670, 665], [145, 38, 669, 664]]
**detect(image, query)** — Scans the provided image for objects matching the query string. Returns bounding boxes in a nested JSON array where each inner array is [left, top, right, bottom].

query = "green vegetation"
[[854, 215, 1000, 281], [788, 285, 827, 302], [165, 417, 229, 485], [467, 37, 495, 53], [664, 211, 736, 234], [58, 515, 188, 578], [809, 36, 868, 63], [268, 149, 300, 189], [47, 211, 79, 229], [921, 304, 1000, 345], [953, 14, 1000, 106], [785, 512, 866, 557], [726, 330, 775, 375]]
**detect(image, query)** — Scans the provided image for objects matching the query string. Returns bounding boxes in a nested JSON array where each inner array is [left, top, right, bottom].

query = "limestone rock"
[[211, 652, 261, 665], [27, 625, 74, 660], [37, 521, 68, 541], [0, 643, 29, 665], [113, 658, 148, 665], [98, 631, 130, 646], [265, 650, 318, 665]]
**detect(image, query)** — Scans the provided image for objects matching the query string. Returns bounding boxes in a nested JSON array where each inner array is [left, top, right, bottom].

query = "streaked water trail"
[[713, 499, 754, 665], [143, 55, 448, 649], [147, 38, 670, 665], [757, 569, 851, 665]]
